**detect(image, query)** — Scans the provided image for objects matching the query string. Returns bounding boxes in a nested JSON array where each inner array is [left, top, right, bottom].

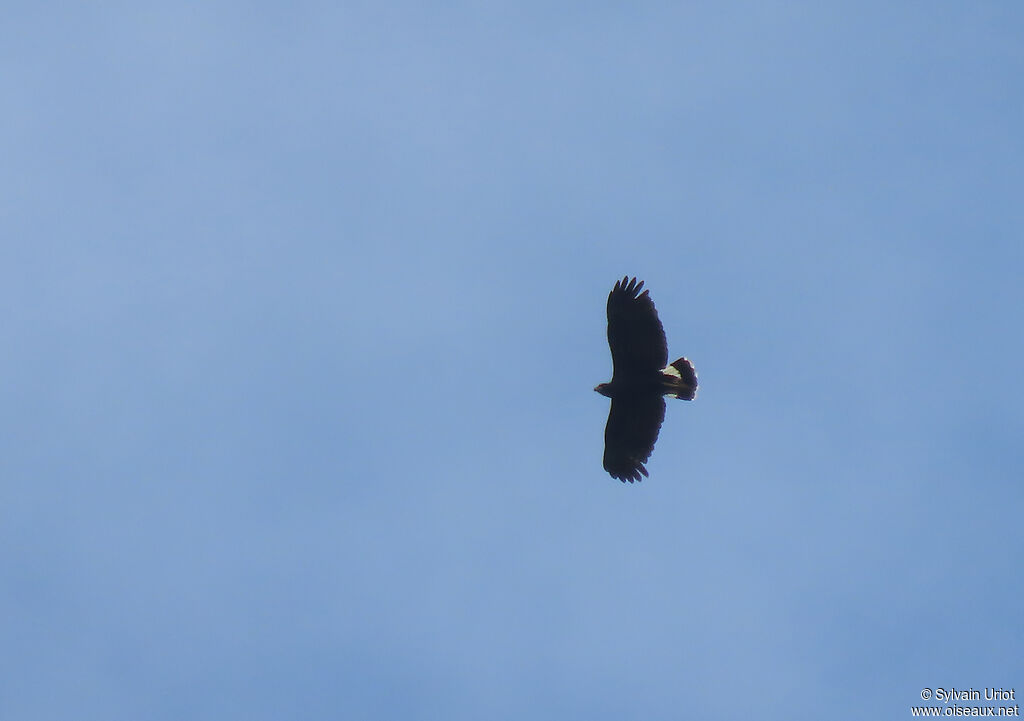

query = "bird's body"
[[594, 362, 690, 399], [595, 276, 697, 483]]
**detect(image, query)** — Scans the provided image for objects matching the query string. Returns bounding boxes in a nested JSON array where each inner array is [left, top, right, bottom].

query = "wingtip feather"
[[612, 275, 647, 299]]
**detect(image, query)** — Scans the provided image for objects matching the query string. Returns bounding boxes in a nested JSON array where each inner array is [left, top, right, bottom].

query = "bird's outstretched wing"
[[603, 394, 666, 483], [607, 276, 668, 379]]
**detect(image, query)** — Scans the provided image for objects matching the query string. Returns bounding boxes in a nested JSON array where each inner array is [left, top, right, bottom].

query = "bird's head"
[[594, 382, 612, 398]]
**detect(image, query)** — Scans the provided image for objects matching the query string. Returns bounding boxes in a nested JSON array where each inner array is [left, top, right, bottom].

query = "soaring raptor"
[[594, 277, 697, 482]]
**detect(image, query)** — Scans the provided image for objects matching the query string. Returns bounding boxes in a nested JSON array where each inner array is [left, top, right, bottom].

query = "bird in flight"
[[594, 276, 697, 482]]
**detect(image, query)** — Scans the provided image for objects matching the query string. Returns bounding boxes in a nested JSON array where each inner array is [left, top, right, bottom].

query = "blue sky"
[[3, 3, 1023, 719]]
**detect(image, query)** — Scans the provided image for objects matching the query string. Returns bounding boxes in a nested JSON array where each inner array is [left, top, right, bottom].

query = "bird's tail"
[[662, 357, 698, 400]]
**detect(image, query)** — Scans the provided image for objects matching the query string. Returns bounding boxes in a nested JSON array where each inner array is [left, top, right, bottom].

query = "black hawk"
[[594, 276, 697, 483]]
